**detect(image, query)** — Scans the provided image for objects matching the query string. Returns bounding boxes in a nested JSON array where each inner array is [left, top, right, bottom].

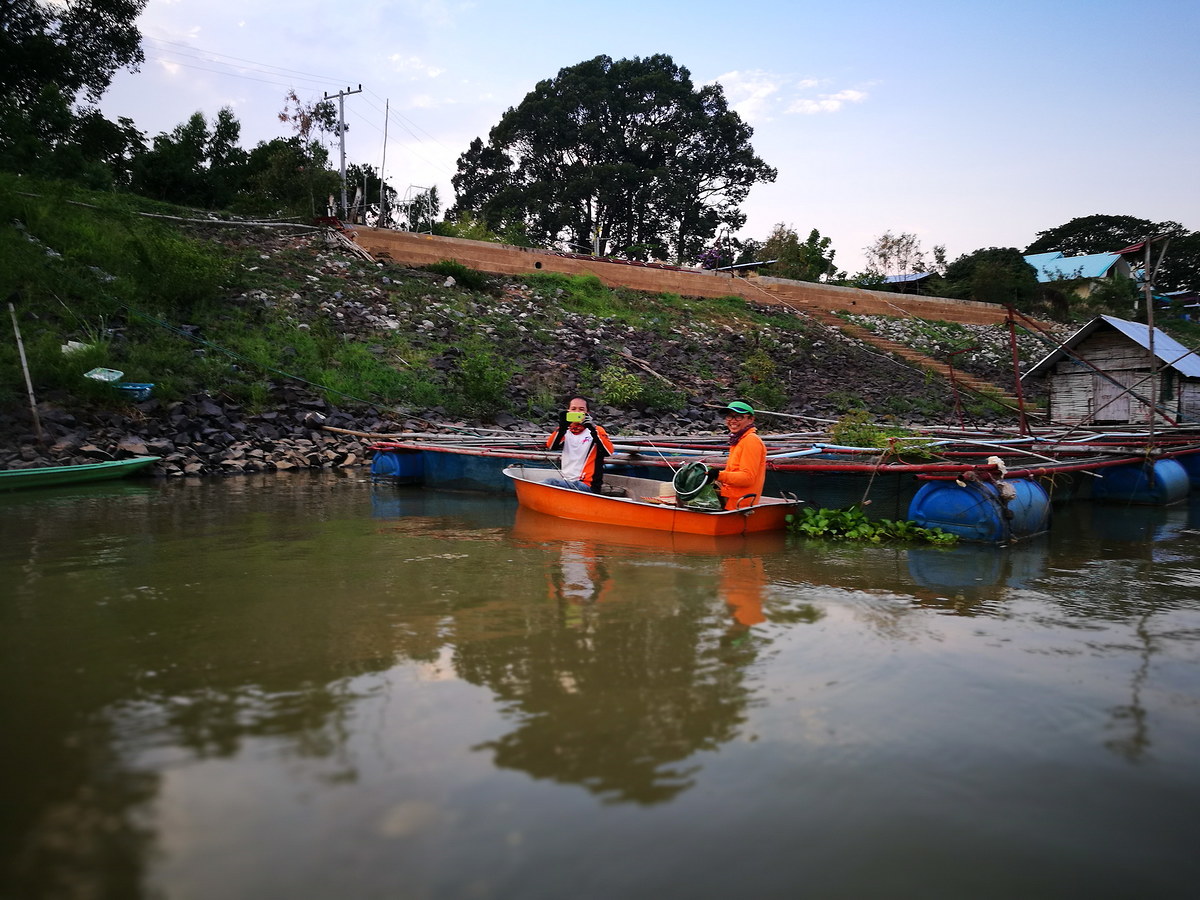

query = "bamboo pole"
[[9, 302, 43, 442]]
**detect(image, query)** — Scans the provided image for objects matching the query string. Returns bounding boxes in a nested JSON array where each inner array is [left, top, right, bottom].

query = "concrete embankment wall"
[[352, 228, 1013, 327]]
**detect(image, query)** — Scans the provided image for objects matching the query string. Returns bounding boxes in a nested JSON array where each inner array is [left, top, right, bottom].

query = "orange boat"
[[502, 465, 802, 536]]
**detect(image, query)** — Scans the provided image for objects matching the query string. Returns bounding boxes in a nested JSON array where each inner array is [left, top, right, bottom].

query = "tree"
[[1025, 214, 1181, 256], [1159, 232, 1200, 292], [937, 248, 1040, 311], [0, 0, 146, 180], [758, 224, 843, 282], [402, 185, 440, 232], [1026, 214, 1196, 292], [0, 0, 146, 109], [130, 112, 210, 204], [863, 230, 944, 284], [276, 91, 341, 217], [448, 54, 775, 263], [71, 110, 146, 188], [236, 137, 339, 218], [341, 163, 389, 226], [131, 110, 248, 208]]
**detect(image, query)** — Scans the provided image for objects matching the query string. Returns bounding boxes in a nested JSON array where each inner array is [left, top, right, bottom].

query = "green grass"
[[0, 175, 465, 413]]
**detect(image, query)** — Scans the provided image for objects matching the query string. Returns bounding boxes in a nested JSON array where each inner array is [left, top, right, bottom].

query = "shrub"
[[447, 338, 514, 419], [737, 348, 786, 412], [598, 365, 642, 406], [425, 259, 491, 292], [638, 377, 687, 412]]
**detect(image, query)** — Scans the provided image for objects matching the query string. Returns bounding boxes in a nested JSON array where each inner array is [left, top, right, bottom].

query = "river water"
[[2, 472, 1199, 899]]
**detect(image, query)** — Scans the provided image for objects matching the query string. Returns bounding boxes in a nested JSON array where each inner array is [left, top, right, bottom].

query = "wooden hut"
[[1023, 315, 1200, 425]]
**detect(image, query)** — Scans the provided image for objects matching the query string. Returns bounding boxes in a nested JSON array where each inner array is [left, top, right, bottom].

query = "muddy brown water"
[[2, 472, 1199, 899]]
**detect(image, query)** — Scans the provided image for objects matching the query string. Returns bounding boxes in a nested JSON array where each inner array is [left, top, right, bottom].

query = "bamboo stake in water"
[[9, 302, 43, 443]]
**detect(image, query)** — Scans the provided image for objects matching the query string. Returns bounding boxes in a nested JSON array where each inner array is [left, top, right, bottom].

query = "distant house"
[[878, 272, 939, 294], [1023, 251, 1133, 300], [1023, 315, 1200, 424]]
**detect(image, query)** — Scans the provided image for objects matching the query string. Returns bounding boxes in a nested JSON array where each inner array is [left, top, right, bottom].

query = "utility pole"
[[379, 98, 389, 227], [324, 84, 362, 218], [1142, 234, 1172, 438]]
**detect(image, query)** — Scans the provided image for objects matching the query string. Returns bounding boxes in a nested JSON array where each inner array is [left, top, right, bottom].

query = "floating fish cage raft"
[[356, 422, 1200, 544]]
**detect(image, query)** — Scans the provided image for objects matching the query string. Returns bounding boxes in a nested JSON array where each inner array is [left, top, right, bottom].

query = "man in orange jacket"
[[544, 397, 615, 492], [708, 400, 767, 508]]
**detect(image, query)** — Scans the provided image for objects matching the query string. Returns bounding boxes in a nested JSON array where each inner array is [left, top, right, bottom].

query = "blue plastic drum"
[[370, 449, 424, 483], [907, 478, 1051, 543], [1091, 458, 1189, 505], [1172, 451, 1200, 488]]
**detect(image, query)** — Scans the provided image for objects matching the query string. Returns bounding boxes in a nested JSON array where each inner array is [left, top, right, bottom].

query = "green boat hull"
[[0, 456, 159, 491]]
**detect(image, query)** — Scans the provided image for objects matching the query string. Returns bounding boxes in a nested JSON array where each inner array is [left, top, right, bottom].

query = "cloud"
[[787, 88, 868, 115], [713, 72, 868, 120], [712, 70, 782, 123], [388, 54, 445, 79]]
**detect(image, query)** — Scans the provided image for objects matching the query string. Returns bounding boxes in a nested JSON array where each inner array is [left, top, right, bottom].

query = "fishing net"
[[673, 462, 722, 510]]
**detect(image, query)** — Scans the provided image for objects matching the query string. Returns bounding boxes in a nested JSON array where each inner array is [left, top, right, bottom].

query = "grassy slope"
[[3, 175, 1113, 431]]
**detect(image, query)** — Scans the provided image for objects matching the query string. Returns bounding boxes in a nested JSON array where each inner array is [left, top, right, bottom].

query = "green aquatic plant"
[[786, 506, 957, 545]]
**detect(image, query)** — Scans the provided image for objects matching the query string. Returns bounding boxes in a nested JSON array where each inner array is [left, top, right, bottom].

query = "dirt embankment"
[[2, 230, 1039, 477]]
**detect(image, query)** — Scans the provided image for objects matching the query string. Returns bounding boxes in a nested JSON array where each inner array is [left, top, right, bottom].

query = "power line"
[[143, 37, 354, 88], [136, 38, 462, 201], [143, 54, 322, 91]]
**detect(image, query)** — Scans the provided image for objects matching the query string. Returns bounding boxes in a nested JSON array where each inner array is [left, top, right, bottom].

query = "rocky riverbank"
[[1, 389, 392, 477], [0, 385, 758, 478]]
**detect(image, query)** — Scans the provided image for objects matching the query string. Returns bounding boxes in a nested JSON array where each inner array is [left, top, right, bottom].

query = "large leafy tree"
[[1026, 214, 1196, 291], [130, 108, 247, 208], [449, 54, 776, 263], [0, 0, 147, 181], [937, 247, 1040, 311], [0, 0, 146, 108], [1025, 214, 1180, 256], [863, 230, 945, 280], [236, 137, 339, 218], [758, 224, 843, 282]]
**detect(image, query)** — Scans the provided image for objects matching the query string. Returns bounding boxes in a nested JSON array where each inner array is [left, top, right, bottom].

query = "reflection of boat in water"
[[503, 466, 800, 537], [510, 506, 787, 556]]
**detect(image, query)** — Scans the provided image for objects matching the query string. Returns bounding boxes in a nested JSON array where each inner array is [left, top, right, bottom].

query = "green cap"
[[719, 400, 754, 415]]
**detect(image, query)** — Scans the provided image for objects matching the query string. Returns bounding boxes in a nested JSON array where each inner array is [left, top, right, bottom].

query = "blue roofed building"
[[1023, 251, 1134, 301]]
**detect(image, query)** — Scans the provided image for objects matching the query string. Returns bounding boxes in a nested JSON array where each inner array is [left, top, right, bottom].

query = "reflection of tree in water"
[[1029, 505, 1198, 764], [4, 718, 157, 900], [1, 480, 492, 898], [456, 549, 761, 805]]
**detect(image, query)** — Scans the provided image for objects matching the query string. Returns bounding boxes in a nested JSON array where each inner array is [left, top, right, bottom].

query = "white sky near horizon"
[[98, 0, 1200, 273]]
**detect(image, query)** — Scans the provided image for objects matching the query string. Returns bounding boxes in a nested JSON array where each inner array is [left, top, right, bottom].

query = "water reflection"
[[457, 508, 799, 805], [3, 477, 1200, 898], [907, 541, 1048, 609]]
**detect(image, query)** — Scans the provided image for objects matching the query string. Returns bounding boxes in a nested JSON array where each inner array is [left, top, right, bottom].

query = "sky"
[[98, 0, 1200, 274]]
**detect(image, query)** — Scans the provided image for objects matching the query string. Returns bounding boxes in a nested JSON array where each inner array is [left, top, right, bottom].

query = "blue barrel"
[[908, 478, 1051, 543], [1091, 458, 1189, 505], [370, 449, 424, 483], [1173, 451, 1200, 488]]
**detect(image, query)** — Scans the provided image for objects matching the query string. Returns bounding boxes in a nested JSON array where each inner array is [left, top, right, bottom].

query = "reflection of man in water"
[[719, 556, 767, 647], [549, 543, 611, 628]]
